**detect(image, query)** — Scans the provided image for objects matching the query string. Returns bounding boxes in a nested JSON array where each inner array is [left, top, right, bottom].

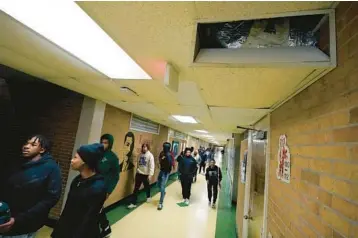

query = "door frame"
[[242, 130, 253, 238], [262, 113, 271, 238]]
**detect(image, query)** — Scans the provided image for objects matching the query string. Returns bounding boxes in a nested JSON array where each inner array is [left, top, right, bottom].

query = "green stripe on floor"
[[106, 173, 178, 225], [215, 170, 237, 238]]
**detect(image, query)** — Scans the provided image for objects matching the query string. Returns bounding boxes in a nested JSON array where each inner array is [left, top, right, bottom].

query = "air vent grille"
[[130, 114, 160, 135]]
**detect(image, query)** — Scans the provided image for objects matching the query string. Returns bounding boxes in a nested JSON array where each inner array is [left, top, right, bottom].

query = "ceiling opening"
[[193, 10, 335, 67]]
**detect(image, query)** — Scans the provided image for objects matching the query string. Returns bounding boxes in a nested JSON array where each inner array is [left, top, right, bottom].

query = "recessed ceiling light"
[[195, 130, 208, 133], [203, 135, 214, 138], [172, 115, 198, 124], [0, 1, 151, 80]]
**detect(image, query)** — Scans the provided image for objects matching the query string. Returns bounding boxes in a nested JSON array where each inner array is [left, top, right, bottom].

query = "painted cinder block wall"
[[268, 2, 358, 237], [101, 104, 170, 207]]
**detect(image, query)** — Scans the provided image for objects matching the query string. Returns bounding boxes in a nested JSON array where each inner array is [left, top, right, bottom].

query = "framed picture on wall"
[[172, 141, 179, 156]]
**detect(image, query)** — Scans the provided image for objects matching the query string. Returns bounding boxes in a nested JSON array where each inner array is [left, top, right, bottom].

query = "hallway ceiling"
[[0, 1, 335, 144]]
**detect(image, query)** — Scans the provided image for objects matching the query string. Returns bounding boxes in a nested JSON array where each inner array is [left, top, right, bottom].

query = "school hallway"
[[2, 2, 355, 238], [36, 153, 237, 238]]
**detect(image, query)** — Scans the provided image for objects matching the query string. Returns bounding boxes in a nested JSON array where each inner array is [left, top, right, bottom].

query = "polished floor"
[[36, 153, 236, 238], [111, 173, 218, 238]]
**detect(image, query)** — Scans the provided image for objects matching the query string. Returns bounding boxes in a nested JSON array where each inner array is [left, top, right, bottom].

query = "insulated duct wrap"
[[215, 17, 320, 49]]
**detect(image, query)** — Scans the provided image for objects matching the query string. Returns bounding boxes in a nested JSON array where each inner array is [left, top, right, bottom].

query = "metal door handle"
[[244, 215, 253, 220]]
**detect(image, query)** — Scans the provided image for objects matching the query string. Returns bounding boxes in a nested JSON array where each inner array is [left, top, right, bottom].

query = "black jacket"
[[159, 143, 172, 173], [206, 165, 222, 183], [51, 174, 107, 238], [0, 154, 62, 235]]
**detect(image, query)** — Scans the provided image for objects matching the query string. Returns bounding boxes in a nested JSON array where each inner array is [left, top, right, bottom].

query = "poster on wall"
[[241, 150, 248, 184], [276, 135, 291, 183], [172, 141, 179, 157], [119, 132, 135, 172]]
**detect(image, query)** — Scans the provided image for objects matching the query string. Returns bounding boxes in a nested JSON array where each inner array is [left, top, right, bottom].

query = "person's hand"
[[148, 176, 152, 181], [0, 218, 15, 233]]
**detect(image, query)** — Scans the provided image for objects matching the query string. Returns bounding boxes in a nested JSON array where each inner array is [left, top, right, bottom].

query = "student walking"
[[51, 143, 107, 238], [127, 143, 155, 209], [98, 134, 120, 238], [177, 148, 197, 205], [193, 151, 201, 183], [206, 159, 222, 208], [199, 148, 209, 174], [0, 135, 62, 238], [157, 142, 173, 211]]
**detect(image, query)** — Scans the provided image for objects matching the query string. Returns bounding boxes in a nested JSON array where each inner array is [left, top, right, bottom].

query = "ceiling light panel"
[[0, 1, 151, 79], [172, 115, 198, 124], [195, 130, 208, 133]]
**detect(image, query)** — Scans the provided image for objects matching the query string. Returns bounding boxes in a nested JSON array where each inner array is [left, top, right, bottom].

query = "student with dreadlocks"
[[0, 135, 62, 237]]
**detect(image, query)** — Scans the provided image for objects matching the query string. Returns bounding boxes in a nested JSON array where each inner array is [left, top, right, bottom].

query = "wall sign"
[[241, 150, 248, 183], [172, 141, 179, 156], [276, 135, 291, 183]]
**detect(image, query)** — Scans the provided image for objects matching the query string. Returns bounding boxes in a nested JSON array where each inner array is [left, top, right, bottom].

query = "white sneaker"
[[146, 198, 152, 203], [127, 204, 137, 209], [185, 199, 190, 205]]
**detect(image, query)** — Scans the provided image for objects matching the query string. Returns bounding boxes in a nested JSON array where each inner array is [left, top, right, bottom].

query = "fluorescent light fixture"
[[195, 130, 208, 133], [172, 115, 198, 124], [0, 1, 151, 80]]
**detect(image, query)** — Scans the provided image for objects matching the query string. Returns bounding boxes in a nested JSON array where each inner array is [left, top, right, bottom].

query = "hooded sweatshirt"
[[137, 150, 155, 176], [159, 142, 173, 173], [0, 153, 62, 236], [51, 174, 106, 238], [177, 150, 197, 178], [52, 144, 106, 238], [98, 134, 120, 194]]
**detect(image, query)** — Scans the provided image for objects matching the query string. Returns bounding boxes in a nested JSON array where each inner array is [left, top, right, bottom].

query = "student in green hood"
[[98, 134, 120, 238]]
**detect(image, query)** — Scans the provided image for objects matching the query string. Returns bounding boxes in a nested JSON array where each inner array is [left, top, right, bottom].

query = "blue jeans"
[[157, 171, 170, 204], [0, 233, 35, 238]]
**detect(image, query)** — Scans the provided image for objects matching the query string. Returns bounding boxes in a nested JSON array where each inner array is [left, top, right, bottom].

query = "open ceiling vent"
[[193, 9, 336, 67]]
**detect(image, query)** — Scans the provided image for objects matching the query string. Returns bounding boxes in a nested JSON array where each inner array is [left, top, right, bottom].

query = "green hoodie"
[[99, 134, 120, 194]]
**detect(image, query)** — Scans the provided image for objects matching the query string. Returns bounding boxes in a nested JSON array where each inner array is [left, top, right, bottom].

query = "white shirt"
[[137, 151, 155, 176]]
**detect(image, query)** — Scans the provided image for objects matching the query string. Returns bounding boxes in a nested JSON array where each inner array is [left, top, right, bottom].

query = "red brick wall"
[[268, 3, 358, 238], [0, 65, 83, 218]]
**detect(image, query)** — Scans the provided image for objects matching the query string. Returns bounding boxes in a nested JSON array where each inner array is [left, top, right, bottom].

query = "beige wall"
[[101, 105, 169, 207]]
